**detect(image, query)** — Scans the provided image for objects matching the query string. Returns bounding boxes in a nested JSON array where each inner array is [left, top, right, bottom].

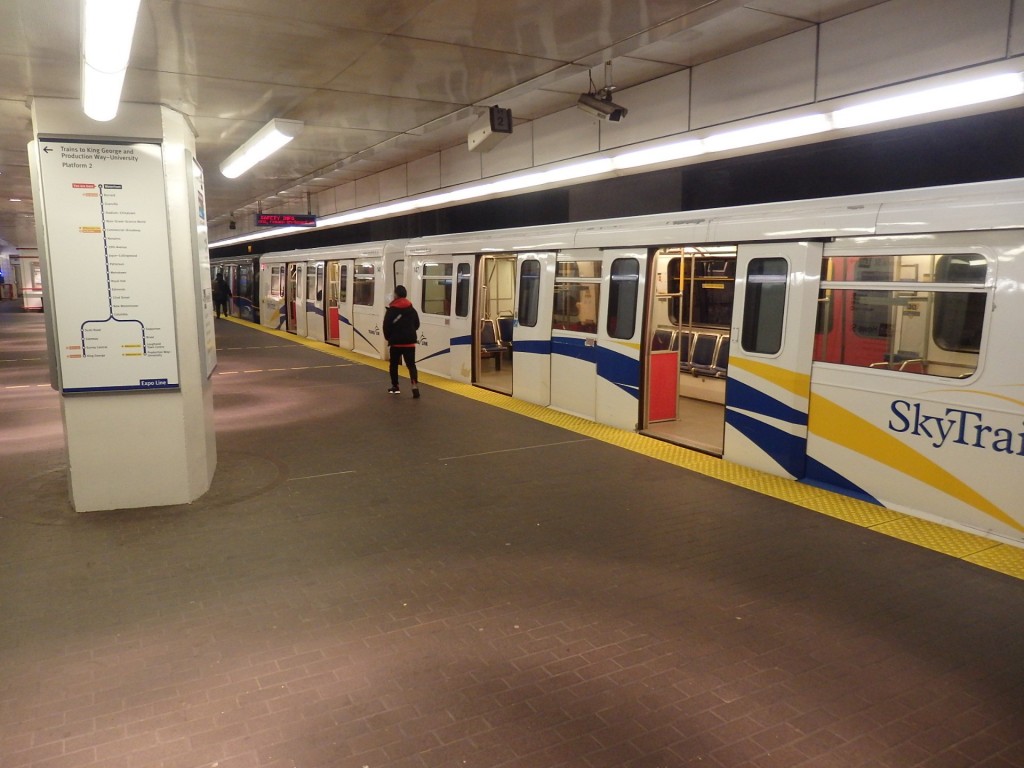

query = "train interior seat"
[[480, 319, 504, 370], [497, 316, 515, 349], [713, 337, 730, 378], [678, 329, 729, 404]]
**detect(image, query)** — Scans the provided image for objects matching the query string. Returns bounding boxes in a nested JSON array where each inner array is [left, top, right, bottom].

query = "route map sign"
[[37, 139, 179, 393]]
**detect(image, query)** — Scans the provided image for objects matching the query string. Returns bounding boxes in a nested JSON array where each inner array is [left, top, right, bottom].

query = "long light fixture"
[[81, 0, 142, 121], [213, 69, 1024, 247], [833, 72, 1024, 128], [220, 119, 304, 179], [703, 114, 832, 153]]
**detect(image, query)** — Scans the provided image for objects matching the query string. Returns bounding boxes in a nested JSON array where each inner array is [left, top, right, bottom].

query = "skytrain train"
[[214, 178, 1024, 547]]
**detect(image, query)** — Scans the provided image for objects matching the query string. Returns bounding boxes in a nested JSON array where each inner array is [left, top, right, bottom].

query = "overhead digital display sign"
[[254, 212, 317, 227]]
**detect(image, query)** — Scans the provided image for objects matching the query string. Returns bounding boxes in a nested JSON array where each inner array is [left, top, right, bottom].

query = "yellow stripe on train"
[[809, 393, 1023, 533]]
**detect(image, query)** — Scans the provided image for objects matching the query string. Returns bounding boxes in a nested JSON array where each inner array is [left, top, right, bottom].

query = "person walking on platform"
[[213, 271, 231, 318], [383, 285, 420, 398]]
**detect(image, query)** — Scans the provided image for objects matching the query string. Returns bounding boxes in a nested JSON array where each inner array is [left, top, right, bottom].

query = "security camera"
[[577, 92, 628, 122]]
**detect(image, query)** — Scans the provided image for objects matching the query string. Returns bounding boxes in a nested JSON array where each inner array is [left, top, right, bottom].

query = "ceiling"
[[0, 0, 887, 251]]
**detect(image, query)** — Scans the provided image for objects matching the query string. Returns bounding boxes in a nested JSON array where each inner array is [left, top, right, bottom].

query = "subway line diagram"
[[77, 182, 157, 360], [38, 140, 179, 392]]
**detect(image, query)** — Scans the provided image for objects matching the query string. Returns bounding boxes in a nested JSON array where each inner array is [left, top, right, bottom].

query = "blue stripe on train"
[[726, 378, 807, 426], [725, 407, 807, 478], [801, 458, 881, 504]]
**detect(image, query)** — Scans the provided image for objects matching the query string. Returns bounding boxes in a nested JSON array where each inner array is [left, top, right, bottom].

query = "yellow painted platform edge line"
[[227, 318, 1024, 581]]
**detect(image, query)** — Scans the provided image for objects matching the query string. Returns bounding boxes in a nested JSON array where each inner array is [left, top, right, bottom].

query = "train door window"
[[667, 257, 684, 325], [338, 264, 348, 304], [421, 262, 453, 315], [518, 259, 540, 327], [238, 265, 251, 299], [353, 263, 375, 305], [741, 257, 787, 354], [306, 266, 317, 304], [270, 265, 285, 297], [815, 252, 987, 377], [455, 262, 470, 317], [393, 259, 404, 291], [553, 260, 601, 332], [607, 258, 639, 339]]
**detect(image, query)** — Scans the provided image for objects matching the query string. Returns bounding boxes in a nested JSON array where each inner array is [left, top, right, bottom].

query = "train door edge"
[[724, 241, 823, 478]]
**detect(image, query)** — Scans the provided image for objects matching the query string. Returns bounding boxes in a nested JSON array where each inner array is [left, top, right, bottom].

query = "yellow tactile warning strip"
[[228, 318, 1024, 581]]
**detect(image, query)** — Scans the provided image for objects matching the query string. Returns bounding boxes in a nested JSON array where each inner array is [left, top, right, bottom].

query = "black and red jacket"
[[383, 297, 420, 347]]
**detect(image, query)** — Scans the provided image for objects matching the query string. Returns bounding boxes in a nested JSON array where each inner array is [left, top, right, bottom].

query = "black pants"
[[389, 346, 418, 388]]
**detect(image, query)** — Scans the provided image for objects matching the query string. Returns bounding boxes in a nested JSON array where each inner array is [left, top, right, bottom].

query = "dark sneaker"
[[388, 387, 400, 395], [412, 387, 420, 399]]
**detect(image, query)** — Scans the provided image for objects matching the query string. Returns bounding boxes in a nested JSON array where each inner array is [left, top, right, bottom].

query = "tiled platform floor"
[[2, 303, 1023, 768]]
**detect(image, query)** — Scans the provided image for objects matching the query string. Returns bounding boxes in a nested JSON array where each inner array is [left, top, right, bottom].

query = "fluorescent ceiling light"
[[613, 139, 704, 169], [81, 0, 142, 121], [703, 114, 832, 153], [833, 72, 1024, 128], [220, 119, 304, 179], [214, 68, 1024, 248]]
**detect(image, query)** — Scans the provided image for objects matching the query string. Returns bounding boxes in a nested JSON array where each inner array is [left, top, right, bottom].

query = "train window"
[[329, 262, 346, 306], [553, 260, 601, 332], [666, 257, 685, 326], [933, 254, 987, 352], [238, 266, 251, 298], [270, 265, 285, 297], [607, 258, 639, 339], [306, 267, 317, 304], [518, 259, 540, 327], [815, 253, 987, 377], [661, 248, 736, 329], [455, 263, 470, 317], [741, 258, 787, 355], [353, 263, 374, 306], [421, 262, 453, 316], [393, 259, 404, 293]]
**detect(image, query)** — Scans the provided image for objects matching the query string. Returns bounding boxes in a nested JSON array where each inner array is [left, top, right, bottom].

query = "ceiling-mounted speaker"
[[468, 106, 513, 152]]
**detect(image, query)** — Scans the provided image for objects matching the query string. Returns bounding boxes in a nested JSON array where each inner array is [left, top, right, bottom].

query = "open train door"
[[474, 254, 515, 392], [724, 242, 822, 478], [512, 251, 556, 406]]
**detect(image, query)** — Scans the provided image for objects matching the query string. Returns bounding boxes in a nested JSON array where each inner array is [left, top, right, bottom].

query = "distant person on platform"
[[213, 272, 230, 318], [383, 285, 420, 398]]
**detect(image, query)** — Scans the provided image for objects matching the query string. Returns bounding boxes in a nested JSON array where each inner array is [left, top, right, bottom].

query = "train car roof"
[[576, 178, 1024, 247], [257, 239, 409, 262], [406, 223, 579, 255], [400, 178, 1024, 254]]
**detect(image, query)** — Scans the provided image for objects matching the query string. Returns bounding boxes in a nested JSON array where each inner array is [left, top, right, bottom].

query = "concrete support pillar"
[[29, 99, 216, 512]]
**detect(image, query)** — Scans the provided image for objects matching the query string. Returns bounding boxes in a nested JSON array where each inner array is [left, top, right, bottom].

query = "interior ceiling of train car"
[[0, 0, 889, 251]]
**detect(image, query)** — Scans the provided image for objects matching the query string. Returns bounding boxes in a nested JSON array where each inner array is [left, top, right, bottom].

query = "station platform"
[[2, 301, 1023, 768]]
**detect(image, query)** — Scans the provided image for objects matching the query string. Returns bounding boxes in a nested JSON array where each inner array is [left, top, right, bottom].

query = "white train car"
[[259, 241, 407, 358], [258, 179, 1024, 546]]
